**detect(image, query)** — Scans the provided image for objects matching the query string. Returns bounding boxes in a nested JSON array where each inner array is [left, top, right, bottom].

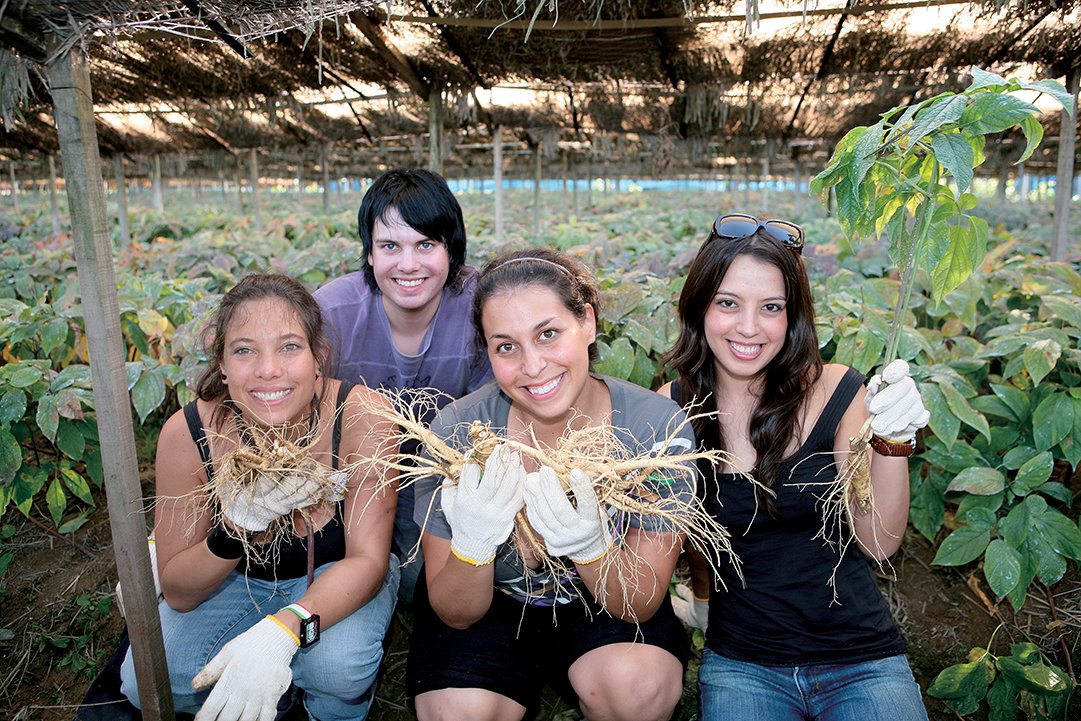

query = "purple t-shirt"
[[314, 266, 493, 423]]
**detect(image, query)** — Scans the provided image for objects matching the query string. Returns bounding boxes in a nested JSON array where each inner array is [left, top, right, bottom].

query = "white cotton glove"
[[219, 471, 325, 532], [192, 615, 299, 721], [116, 538, 161, 618], [865, 359, 931, 443], [441, 444, 527, 565], [670, 583, 709, 630], [523, 467, 612, 564]]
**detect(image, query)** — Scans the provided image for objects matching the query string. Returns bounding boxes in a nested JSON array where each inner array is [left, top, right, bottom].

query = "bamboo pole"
[[494, 125, 504, 244], [47, 39, 174, 721], [113, 155, 130, 246], [249, 147, 262, 232], [1051, 67, 1079, 263], [151, 154, 163, 212], [48, 153, 60, 233]]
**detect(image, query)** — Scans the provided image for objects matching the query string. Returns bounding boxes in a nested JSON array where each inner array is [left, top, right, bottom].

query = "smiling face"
[[367, 205, 450, 321], [704, 254, 789, 384], [220, 297, 320, 427], [481, 285, 597, 427]]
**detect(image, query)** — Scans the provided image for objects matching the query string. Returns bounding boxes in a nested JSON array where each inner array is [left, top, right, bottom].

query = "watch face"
[[300, 615, 320, 647]]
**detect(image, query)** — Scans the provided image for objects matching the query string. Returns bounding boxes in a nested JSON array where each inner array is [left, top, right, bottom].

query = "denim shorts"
[[697, 648, 929, 721]]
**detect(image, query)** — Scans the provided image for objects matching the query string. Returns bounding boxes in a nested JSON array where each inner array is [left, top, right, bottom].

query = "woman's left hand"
[[191, 615, 298, 721], [524, 467, 611, 564]]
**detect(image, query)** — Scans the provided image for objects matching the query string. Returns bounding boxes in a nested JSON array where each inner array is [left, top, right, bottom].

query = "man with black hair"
[[315, 167, 492, 604]]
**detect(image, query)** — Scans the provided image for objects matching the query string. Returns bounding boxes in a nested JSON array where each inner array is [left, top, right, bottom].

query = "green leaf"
[[947, 467, 1005, 495], [46, 478, 66, 527], [1038, 482, 1072, 506], [984, 538, 1022, 598], [930, 133, 975, 192], [7, 364, 44, 389], [1020, 530, 1067, 585], [55, 420, 85, 461], [130, 367, 167, 424], [933, 523, 991, 566], [1016, 78, 1074, 112], [928, 659, 991, 699], [1000, 501, 1033, 547], [1017, 114, 1044, 163], [1022, 338, 1060, 386], [996, 657, 1068, 694], [959, 94, 1040, 135], [84, 449, 103, 487], [594, 337, 635, 380], [939, 379, 991, 442], [35, 394, 60, 442], [0, 390, 27, 425], [990, 384, 1030, 422], [1041, 295, 1081, 330], [851, 120, 885, 187], [57, 511, 90, 534], [1010, 643, 1041, 664], [908, 95, 967, 147], [923, 383, 961, 450], [968, 67, 1009, 91], [0, 429, 21, 486], [1002, 446, 1038, 471], [910, 474, 946, 542], [931, 225, 982, 301], [1030, 507, 1081, 562], [1012, 451, 1053, 493], [835, 176, 861, 238], [621, 317, 654, 354], [986, 677, 1019, 721], [40, 318, 69, 357], [60, 467, 94, 505], [1033, 394, 1073, 452]]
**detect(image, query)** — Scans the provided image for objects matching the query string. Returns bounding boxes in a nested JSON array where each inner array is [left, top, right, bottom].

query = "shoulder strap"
[[331, 381, 355, 471], [182, 400, 214, 481], [668, 380, 681, 404], [809, 366, 867, 441]]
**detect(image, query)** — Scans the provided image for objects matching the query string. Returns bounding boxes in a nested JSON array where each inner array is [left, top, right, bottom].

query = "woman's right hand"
[[218, 472, 325, 532], [441, 445, 526, 566]]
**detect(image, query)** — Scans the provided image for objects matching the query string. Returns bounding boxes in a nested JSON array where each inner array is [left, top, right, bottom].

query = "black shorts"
[[406, 573, 689, 715]]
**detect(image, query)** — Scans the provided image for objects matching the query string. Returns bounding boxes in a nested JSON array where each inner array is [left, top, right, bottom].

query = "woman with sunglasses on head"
[[661, 215, 931, 720], [407, 248, 694, 721], [119, 273, 399, 721]]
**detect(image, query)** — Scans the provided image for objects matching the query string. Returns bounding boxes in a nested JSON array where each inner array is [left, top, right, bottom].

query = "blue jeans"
[[393, 481, 423, 605], [120, 558, 399, 721], [698, 649, 929, 721]]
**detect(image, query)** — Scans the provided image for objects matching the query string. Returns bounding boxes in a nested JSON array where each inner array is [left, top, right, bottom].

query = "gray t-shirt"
[[314, 267, 493, 419], [414, 375, 698, 606]]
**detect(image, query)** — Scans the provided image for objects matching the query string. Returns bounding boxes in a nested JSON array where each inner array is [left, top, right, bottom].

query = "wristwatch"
[[869, 435, 916, 457], [283, 603, 320, 647]]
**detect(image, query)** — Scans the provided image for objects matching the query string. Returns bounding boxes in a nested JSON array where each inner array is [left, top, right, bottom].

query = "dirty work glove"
[[218, 471, 325, 532], [524, 467, 612, 564], [192, 615, 298, 721], [441, 444, 526, 565], [670, 583, 709, 630], [116, 537, 161, 618], [865, 359, 930, 443]]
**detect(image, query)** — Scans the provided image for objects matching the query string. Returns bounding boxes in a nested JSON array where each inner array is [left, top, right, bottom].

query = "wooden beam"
[[350, 12, 430, 102], [1052, 67, 1078, 263], [393, 0, 973, 29], [46, 37, 174, 721]]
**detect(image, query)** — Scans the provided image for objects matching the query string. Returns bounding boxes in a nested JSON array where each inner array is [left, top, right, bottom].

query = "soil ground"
[[1, 477, 1078, 721]]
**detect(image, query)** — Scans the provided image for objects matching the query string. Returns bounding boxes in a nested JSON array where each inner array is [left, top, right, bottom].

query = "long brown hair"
[[196, 273, 331, 429], [665, 230, 822, 512]]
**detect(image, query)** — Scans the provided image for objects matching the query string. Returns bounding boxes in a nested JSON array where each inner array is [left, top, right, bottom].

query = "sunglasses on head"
[[708, 213, 804, 256]]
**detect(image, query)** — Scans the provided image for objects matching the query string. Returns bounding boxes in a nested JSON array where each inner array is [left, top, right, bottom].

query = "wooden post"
[[793, 159, 803, 217], [8, 161, 17, 211], [996, 145, 1009, 204], [113, 155, 130, 246], [1017, 160, 1028, 202], [248, 147, 262, 232], [234, 153, 244, 210], [150, 154, 163, 212], [571, 151, 579, 215], [321, 144, 331, 215], [561, 149, 568, 211], [533, 144, 542, 238], [585, 155, 593, 208], [47, 40, 174, 721], [1052, 66, 1079, 263], [494, 126, 504, 244], [48, 153, 61, 233], [295, 152, 304, 213], [761, 142, 771, 212], [428, 79, 443, 175], [218, 167, 227, 206]]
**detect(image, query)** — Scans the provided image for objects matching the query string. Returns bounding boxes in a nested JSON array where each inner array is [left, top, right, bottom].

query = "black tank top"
[[672, 368, 906, 665], [182, 382, 353, 581]]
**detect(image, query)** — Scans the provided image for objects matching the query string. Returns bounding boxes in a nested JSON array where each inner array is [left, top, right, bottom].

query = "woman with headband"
[[407, 248, 694, 721], [662, 214, 930, 720]]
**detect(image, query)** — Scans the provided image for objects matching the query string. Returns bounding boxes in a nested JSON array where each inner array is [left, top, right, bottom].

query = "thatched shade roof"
[[0, 0, 1077, 168]]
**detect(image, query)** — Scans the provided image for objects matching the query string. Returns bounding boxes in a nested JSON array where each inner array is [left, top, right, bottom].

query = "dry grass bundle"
[[352, 388, 743, 611]]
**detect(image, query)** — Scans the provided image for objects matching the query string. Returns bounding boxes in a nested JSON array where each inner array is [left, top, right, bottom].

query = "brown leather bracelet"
[[869, 435, 915, 457]]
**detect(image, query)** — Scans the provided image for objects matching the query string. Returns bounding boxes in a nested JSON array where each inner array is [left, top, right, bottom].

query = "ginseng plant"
[[807, 66, 1071, 567]]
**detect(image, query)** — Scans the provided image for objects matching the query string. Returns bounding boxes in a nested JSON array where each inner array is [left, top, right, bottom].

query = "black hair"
[[357, 167, 467, 291]]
